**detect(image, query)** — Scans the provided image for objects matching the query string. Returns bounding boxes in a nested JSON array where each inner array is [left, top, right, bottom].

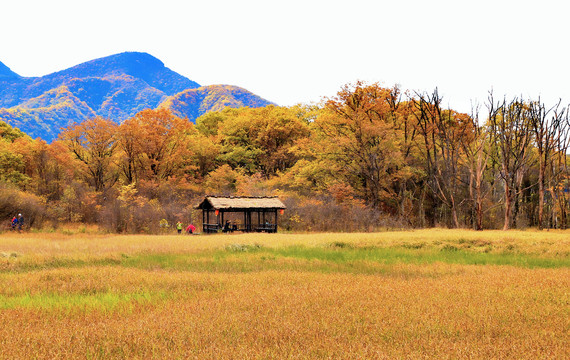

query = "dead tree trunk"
[[462, 104, 495, 230], [488, 94, 532, 230], [413, 89, 466, 228], [529, 99, 563, 230]]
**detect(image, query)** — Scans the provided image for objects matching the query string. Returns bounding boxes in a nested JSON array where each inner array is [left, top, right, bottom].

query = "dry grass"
[[2, 228, 569, 257], [0, 229, 568, 359]]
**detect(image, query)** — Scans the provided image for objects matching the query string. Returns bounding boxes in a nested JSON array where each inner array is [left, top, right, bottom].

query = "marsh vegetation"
[[0, 229, 568, 359]]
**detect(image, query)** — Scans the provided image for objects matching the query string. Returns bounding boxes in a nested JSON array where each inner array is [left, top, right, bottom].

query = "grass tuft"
[[225, 243, 263, 252], [327, 241, 354, 249]]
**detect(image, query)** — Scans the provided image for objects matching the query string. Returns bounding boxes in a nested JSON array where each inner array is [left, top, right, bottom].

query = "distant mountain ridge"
[[0, 52, 273, 141], [0, 61, 21, 80], [160, 85, 277, 120]]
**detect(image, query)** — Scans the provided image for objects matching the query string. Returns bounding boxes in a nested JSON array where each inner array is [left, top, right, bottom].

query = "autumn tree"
[[59, 117, 119, 192], [213, 105, 312, 177], [203, 164, 242, 195], [0, 120, 27, 142], [187, 133, 221, 178], [388, 95, 420, 222], [0, 140, 29, 186], [116, 117, 139, 184], [253, 105, 312, 176], [118, 109, 195, 183], [0, 121, 30, 187], [14, 138, 76, 200], [317, 82, 408, 211], [195, 111, 226, 137]]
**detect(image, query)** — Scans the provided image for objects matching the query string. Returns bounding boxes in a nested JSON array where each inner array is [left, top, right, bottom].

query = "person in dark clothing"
[[17, 213, 24, 231], [223, 220, 231, 233]]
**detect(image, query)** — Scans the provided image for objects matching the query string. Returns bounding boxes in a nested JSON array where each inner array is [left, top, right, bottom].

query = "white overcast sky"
[[1, 0, 569, 113]]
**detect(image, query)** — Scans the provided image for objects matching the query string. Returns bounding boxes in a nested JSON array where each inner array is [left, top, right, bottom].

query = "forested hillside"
[[0, 52, 273, 141], [0, 82, 568, 233]]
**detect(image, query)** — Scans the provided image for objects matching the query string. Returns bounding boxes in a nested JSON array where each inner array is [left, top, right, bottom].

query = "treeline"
[[1, 82, 569, 232]]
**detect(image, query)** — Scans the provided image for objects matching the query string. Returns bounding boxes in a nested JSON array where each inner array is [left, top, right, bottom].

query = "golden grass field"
[[0, 229, 568, 359]]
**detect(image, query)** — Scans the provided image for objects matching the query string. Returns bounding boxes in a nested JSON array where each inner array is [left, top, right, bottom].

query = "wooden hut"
[[196, 196, 286, 233]]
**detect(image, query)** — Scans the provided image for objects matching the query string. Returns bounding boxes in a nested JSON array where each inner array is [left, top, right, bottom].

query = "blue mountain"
[[0, 52, 273, 142], [0, 61, 21, 80]]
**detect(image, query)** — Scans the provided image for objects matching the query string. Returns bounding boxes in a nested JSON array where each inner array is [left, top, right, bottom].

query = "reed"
[[0, 229, 568, 359]]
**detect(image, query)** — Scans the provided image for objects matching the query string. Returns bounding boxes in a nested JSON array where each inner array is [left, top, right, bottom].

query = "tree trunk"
[[419, 186, 426, 228], [537, 164, 545, 230], [398, 182, 410, 225], [475, 178, 483, 231], [451, 202, 459, 228], [503, 180, 512, 231]]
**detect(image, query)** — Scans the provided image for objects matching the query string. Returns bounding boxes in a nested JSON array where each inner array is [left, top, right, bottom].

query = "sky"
[[2, 0, 569, 113]]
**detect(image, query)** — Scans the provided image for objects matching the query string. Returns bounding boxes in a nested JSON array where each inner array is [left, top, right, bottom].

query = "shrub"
[[0, 183, 46, 229], [280, 195, 405, 232]]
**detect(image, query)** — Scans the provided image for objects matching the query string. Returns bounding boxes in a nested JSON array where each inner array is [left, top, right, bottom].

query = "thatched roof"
[[197, 196, 286, 210]]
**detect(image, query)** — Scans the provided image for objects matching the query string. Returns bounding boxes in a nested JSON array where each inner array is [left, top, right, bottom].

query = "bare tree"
[[321, 82, 407, 211], [461, 104, 495, 230], [389, 91, 419, 223], [528, 99, 565, 229], [488, 95, 533, 230], [413, 89, 468, 228], [551, 110, 570, 228]]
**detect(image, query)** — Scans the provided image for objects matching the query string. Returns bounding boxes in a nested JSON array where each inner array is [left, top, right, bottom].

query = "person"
[[11, 215, 18, 231], [176, 221, 183, 234], [17, 213, 24, 231], [223, 220, 231, 233], [186, 224, 196, 234]]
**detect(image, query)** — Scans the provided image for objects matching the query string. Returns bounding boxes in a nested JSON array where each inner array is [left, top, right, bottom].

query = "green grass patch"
[[116, 245, 569, 274], [268, 245, 569, 268], [2, 243, 568, 275]]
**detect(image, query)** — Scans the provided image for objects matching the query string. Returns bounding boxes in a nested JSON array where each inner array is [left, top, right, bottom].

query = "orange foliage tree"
[[14, 138, 76, 201], [316, 82, 410, 212], [59, 117, 119, 192], [117, 109, 195, 183]]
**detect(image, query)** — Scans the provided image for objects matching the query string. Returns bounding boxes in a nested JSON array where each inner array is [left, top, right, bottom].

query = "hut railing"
[[203, 223, 220, 233]]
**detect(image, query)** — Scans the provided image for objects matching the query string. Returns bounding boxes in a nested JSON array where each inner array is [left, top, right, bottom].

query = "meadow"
[[0, 229, 568, 359]]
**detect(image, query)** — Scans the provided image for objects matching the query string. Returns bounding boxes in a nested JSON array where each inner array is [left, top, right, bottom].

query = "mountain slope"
[[0, 52, 274, 141], [0, 86, 97, 141], [0, 61, 21, 80], [159, 85, 274, 121], [35, 52, 200, 99]]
